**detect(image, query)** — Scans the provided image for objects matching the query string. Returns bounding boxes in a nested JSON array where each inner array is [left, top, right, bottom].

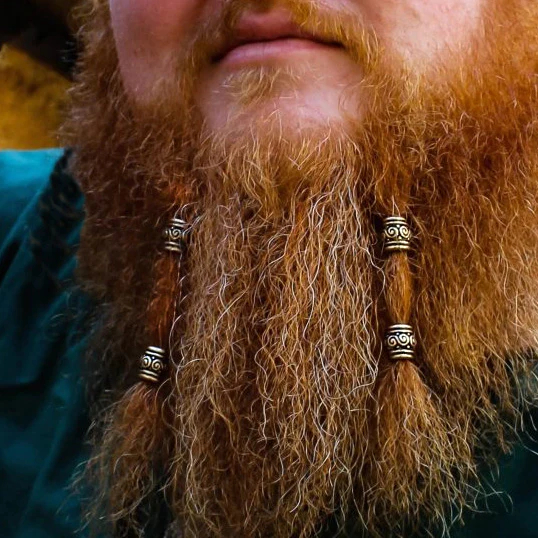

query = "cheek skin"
[[357, 0, 484, 63], [109, 0, 203, 97]]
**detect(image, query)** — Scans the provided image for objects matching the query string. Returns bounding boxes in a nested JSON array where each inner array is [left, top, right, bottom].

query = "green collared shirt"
[[0, 149, 88, 538]]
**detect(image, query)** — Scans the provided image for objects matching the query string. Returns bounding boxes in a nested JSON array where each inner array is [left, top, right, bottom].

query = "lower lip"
[[219, 38, 338, 67]]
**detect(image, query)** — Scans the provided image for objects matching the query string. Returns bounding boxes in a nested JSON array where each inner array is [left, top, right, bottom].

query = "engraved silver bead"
[[139, 346, 166, 383], [382, 216, 412, 253], [384, 324, 417, 361], [163, 217, 191, 254]]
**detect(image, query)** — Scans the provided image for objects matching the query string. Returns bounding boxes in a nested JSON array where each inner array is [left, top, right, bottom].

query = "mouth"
[[212, 9, 343, 66]]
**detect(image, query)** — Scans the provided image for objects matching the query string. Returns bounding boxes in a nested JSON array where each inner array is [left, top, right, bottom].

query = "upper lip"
[[213, 10, 340, 62]]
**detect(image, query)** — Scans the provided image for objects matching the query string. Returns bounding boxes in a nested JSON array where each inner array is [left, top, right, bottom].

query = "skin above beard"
[[66, 0, 538, 537]]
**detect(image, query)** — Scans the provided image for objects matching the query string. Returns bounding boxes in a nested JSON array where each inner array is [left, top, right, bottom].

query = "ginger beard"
[[68, 0, 538, 536]]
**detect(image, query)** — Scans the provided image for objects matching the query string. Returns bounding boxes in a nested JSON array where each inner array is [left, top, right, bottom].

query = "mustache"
[[182, 0, 380, 75]]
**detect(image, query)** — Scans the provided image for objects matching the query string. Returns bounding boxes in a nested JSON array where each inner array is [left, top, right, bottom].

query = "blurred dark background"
[[0, 0, 78, 148], [1, 0, 78, 76]]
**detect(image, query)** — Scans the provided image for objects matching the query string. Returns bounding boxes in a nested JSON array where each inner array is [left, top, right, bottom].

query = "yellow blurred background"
[[0, 45, 69, 149]]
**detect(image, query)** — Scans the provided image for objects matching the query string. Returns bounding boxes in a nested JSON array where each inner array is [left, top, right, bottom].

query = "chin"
[[198, 65, 362, 140], [203, 106, 351, 153], [203, 98, 359, 146]]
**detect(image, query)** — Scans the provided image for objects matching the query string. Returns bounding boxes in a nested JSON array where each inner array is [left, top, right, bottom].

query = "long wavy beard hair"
[[66, 0, 538, 536]]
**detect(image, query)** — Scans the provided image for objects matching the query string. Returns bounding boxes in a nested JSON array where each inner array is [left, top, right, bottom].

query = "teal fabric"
[[0, 149, 89, 538], [1, 148, 538, 538], [453, 434, 538, 538], [317, 424, 538, 537]]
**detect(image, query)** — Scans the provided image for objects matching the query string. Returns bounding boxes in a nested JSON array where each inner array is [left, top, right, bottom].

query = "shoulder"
[[0, 149, 90, 537], [0, 148, 65, 243]]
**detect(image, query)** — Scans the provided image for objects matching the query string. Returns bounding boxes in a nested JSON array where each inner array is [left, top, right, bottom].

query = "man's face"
[[74, 1, 538, 537], [109, 0, 483, 135]]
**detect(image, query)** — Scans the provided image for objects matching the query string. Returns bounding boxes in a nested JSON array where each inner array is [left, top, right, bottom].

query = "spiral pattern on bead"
[[382, 216, 412, 253], [139, 346, 166, 383], [384, 324, 417, 360], [163, 217, 191, 254]]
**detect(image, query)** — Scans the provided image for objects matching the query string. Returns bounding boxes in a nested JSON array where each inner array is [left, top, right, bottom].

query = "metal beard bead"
[[382, 216, 412, 253], [384, 324, 417, 361], [163, 217, 191, 254], [139, 346, 166, 383]]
